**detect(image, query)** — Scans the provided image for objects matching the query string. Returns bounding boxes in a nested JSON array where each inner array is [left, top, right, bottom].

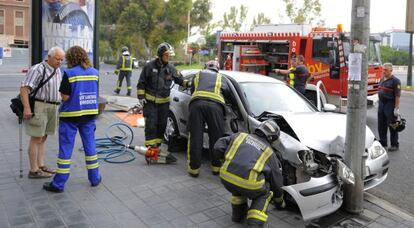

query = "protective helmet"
[[204, 60, 220, 72], [157, 42, 175, 58], [255, 119, 280, 143], [121, 46, 129, 52], [389, 117, 406, 132]]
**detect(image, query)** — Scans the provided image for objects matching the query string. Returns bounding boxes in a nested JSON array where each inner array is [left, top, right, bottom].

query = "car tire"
[[164, 112, 186, 152]]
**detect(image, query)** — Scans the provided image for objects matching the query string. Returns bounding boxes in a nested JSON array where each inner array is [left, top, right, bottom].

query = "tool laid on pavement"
[[127, 145, 177, 164]]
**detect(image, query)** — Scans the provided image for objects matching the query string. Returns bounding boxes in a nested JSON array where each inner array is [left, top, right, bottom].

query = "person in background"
[[43, 46, 101, 193], [378, 63, 401, 151], [273, 55, 297, 88], [213, 119, 285, 228], [137, 42, 189, 149], [114, 46, 133, 96], [20, 46, 64, 178], [274, 55, 309, 95]]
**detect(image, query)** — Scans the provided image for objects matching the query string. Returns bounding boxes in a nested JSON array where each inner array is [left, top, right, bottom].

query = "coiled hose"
[[80, 122, 136, 163]]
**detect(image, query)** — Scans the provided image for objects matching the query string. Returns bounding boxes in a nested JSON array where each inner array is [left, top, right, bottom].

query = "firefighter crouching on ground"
[[213, 119, 285, 228], [114, 46, 133, 96], [378, 63, 401, 151], [137, 42, 189, 148], [187, 60, 232, 177]]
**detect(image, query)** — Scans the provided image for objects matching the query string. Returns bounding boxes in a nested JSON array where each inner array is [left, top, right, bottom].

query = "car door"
[[170, 73, 194, 137]]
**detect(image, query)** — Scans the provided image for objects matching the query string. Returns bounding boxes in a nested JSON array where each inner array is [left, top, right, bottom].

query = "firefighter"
[[114, 46, 133, 96], [213, 119, 285, 228], [273, 55, 297, 88], [274, 55, 309, 95], [187, 60, 232, 177], [225, 54, 233, 70], [137, 42, 189, 148], [378, 63, 401, 151]]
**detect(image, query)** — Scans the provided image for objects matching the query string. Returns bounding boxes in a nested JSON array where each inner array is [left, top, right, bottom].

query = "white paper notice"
[[348, 53, 362, 81]]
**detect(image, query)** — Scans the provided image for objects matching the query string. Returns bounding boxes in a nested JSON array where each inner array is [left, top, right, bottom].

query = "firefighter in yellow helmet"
[[213, 119, 285, 227]]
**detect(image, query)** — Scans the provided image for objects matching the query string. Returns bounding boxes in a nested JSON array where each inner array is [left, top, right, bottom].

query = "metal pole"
[[31, 0, 42, 65], [19, 117, 23, 178], [93, 0, 99, 70], [344, 0, 370, 214], [188, 10, 191, 65], [407, 32, 413, 87]]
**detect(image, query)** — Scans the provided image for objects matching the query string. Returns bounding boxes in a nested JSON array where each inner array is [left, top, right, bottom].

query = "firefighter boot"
[[231, 203, 247, 223], [126, 89, 131, 96]]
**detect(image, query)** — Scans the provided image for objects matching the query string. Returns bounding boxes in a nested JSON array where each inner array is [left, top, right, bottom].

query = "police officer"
[[378, 63, 401, 151], [43, 46, 101, 193], [114, 46, 133, 96], [187, 60, 232, 177], [137, 42, 189, 148], [213, 120, 285, 228]]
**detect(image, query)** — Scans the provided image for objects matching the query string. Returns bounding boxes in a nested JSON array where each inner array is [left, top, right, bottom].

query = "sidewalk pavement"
[[0, 100, 413, 228]]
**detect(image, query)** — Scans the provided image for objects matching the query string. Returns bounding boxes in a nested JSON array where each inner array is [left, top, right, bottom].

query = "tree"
[[380, 46, 411, 65], [283, 0, 324, 25], [191, 0, 213, 31], [251, 13, 272, 30], [221, 5, 248, 32]]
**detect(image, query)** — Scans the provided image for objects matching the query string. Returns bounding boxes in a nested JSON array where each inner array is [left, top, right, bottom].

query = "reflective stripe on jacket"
[[191, 70, 225, 104], [220, 133, 274, 190], [119, 55, 132, 71], [59, 65, 99, 117]]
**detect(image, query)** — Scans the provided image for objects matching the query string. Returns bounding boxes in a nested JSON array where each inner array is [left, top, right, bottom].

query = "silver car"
[[165, 70, 389, 221]]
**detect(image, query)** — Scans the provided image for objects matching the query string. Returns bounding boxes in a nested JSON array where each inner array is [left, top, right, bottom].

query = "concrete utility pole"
[[406, 0, 414, 87], [344, 0, 370, 214]]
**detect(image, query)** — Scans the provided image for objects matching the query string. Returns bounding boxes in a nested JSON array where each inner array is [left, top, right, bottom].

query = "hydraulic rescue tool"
[[127, 145, 177, 164]]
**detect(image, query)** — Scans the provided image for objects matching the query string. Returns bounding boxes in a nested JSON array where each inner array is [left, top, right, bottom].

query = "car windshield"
[[239, 82, 316, 116]]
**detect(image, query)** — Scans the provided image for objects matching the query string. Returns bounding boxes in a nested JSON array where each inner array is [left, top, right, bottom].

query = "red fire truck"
[[218, 24, 383, 111]]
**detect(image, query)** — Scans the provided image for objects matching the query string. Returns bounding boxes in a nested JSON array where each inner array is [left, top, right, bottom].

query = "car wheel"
[[164, 112, 180, 143]]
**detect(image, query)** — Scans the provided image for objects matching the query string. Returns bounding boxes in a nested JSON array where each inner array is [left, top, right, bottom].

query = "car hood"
[[275, 112, 375, 156]]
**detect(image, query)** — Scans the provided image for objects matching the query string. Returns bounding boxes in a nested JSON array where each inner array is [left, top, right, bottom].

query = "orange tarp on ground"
[[114, 112, 143, 127]]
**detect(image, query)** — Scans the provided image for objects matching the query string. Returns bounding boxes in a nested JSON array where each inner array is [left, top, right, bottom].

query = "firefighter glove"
[[394, 108, 400, 117]]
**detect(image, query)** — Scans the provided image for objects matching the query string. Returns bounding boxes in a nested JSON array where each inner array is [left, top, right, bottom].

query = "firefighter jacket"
[[115, 53, 133, 74], [288, 67, 295, 87], [59, 65, 99, 118], [189, 69, 231, 105], [213, 132, 283, 194], [378, 75, 401, 102], [137, 59, 188, 104]]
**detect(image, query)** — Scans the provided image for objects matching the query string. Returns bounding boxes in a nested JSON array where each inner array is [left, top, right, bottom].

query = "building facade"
[[0, 0, 30, 48], [380, 29, 411, 52]]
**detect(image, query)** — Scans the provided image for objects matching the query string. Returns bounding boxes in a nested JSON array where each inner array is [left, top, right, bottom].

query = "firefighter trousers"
[[52, 119, 101, 191], [222, 181, 274, 226], [143, 102, 169, 147], [187, 100, 225, 175], [378, 100, 398, 148], [114, 71, 132, 95]]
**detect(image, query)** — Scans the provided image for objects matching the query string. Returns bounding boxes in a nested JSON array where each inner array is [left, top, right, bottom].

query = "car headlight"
[[368, 141, 386, 159]]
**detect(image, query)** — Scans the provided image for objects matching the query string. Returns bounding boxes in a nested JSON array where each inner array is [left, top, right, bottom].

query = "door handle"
[[173, 97, 179, 102]]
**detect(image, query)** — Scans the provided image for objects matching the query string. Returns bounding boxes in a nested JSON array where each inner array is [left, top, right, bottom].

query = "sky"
[[210, 0, 407, 33]]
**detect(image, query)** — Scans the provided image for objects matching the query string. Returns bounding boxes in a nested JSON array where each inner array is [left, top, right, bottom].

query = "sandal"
[[28, 170, 52, 179], [39, 166, 56, 174]]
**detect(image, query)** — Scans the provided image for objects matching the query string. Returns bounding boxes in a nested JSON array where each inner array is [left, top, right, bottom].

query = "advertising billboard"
[[42, 0, 95, 60]]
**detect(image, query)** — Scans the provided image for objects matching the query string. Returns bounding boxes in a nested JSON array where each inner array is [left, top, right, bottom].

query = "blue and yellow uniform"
[[378, 75, 401, 148], [51, 65, 101, 191]]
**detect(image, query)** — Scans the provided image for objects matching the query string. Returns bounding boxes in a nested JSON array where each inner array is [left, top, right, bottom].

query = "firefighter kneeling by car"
[[213, 119, 285, 228]]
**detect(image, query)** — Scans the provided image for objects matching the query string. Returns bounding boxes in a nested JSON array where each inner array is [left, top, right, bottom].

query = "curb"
[[365, 192, 414, 220]]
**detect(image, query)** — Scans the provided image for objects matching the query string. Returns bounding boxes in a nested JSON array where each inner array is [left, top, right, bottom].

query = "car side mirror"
[[323, 103, 337, 112]]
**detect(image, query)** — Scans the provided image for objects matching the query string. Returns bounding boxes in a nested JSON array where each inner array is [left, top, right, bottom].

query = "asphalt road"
[[2, 64, 413, 214]]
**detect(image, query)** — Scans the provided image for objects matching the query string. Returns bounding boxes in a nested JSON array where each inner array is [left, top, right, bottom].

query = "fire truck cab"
[[218, 24, 383, 111]]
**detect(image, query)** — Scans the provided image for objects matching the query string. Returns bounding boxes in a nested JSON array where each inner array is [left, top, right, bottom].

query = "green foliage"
[[380, 46, 412, 65], [176, 63, 204, 70], [191, 0, 213, 30], [251, 13, 272, 31], [283, 0, 324, 25], [221, 5, 248, 32], [100, 0, 196, 60]]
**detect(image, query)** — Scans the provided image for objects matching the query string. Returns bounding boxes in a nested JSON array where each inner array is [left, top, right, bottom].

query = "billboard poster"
[[42, 0, 95, 60]]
